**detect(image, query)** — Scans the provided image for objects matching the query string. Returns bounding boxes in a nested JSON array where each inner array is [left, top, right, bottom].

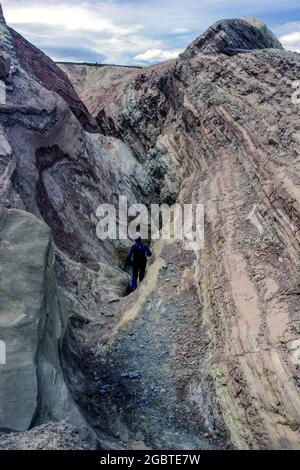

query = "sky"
[[1, 0, 300, 65]]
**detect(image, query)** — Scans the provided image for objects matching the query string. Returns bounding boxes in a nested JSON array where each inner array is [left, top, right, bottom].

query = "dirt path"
[[83, 241, 229, 450]]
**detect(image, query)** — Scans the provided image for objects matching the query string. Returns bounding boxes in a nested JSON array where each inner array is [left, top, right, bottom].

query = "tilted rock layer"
[[0, 3, 300, 449], [181, 17, 283, 58], [63, 19, 300, 449]]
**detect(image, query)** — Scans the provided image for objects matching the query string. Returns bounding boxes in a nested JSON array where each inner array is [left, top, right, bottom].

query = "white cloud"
[[134, 48, 183, 63], [94, 37, 163, 64], [2, 1, 162, 64], [0, 0, 214, 64], [279, 31, 300, 52], [2, 0, 299, 64], [4, 4, 143, 35]]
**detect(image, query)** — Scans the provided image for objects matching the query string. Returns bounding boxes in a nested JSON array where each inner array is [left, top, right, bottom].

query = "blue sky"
[[2, 0, 300, 65]]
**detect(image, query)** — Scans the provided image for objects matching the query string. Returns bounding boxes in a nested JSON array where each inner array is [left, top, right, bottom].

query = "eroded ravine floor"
[[75, 242, 231, 450]]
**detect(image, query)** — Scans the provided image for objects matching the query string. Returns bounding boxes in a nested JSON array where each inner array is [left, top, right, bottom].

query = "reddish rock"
[[9, 27, 98, 132]]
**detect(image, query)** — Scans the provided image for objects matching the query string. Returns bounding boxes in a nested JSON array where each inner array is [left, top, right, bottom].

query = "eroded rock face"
[[58, 63, 141, 109], [181, 18, 283, 58], [0, 5, 150, 446], [0, 27, 150, 268], [0, 209, 51, 431], [8, 27, 98, 132], [0, 7, 132, 444], [1, 7, 300, 450], [68, 19, 300, 449], [0, 51, 10, 78], [0, 209, 88, 434]]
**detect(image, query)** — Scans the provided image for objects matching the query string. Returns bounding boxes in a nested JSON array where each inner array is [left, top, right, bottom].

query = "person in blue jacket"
[[126, 236, 152, 291]]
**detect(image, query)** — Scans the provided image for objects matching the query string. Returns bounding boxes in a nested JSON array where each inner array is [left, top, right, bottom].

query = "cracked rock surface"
[[0, 4, 300, 450]]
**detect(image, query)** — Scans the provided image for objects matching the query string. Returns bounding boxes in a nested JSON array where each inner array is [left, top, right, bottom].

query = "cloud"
[[134, 48, 183, 62], [280, 32, 300, 52], [277, 23, 300, 52], [2, 1, 160, 64], [5, 4, 143, 35], [2, 0, 300, 64]]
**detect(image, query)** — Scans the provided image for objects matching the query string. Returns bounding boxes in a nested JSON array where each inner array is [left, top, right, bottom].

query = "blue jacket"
[[126, 241, 152, 266]]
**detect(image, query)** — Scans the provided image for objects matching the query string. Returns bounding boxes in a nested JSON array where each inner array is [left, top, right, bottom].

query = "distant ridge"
[[181, 17, 283, 58], [55, 61, 143, 69]]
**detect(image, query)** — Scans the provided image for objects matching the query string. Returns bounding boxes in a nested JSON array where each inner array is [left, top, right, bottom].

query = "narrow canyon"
[[0, 4, 300, 450]]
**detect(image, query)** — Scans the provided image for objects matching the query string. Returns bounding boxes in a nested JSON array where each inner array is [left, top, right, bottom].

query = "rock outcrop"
[[181, 17, 283, 58], [7, 28, 98, 132], [0, 209, 89, 436], [0, 6, 132, 445], [0, 209, 53, 431], [0, 4, 300, 450], [68, 18, 300, 449], [0, 51, 10, 78], [58, 63, 140, 110]]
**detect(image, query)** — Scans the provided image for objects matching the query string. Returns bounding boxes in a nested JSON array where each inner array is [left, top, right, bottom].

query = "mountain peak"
[[181, 18, 283, 59], [0, 4, 5, 24]]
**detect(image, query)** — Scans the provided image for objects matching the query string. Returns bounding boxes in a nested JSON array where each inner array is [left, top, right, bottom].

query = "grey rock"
[[0, 420, 93, 450], [120, 370, 144, 379], [0, 1, 299, 450], [99, 384, 112, 395], [0, 208, 89, 434], [0, 52, 11, 78], [181, 18, 283, 58], [0, 209, 51, 431]]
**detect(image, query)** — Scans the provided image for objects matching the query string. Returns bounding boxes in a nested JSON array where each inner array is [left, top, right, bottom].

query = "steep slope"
[[58, 63, 141, 110], [0, 209, 91, 435], [181, 17, 283, 58], [1, 3, 300, 450], [64, 19, 300, 449], [0, 5, 147, 447], [7, 27, 98, 132]]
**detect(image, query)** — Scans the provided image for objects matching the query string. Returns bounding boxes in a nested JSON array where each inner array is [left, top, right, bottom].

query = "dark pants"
[[131, 261, 146, 290]]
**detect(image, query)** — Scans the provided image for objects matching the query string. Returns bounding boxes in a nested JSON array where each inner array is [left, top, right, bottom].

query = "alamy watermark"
[[95, 196, 204, 250]]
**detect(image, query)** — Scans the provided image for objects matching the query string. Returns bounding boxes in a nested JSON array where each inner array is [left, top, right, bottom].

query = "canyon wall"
[[0, 3, 300, 449], [62, 18, 300, 449]]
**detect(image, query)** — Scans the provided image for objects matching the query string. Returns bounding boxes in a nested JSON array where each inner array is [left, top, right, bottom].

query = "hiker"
[[125, 236, 152, 291]]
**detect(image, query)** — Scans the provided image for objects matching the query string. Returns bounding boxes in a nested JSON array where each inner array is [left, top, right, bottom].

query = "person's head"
[[135, 235, 142, 243]]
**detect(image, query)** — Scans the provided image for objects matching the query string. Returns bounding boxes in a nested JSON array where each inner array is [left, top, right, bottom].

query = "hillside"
[[0, 4, 300, 450]]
